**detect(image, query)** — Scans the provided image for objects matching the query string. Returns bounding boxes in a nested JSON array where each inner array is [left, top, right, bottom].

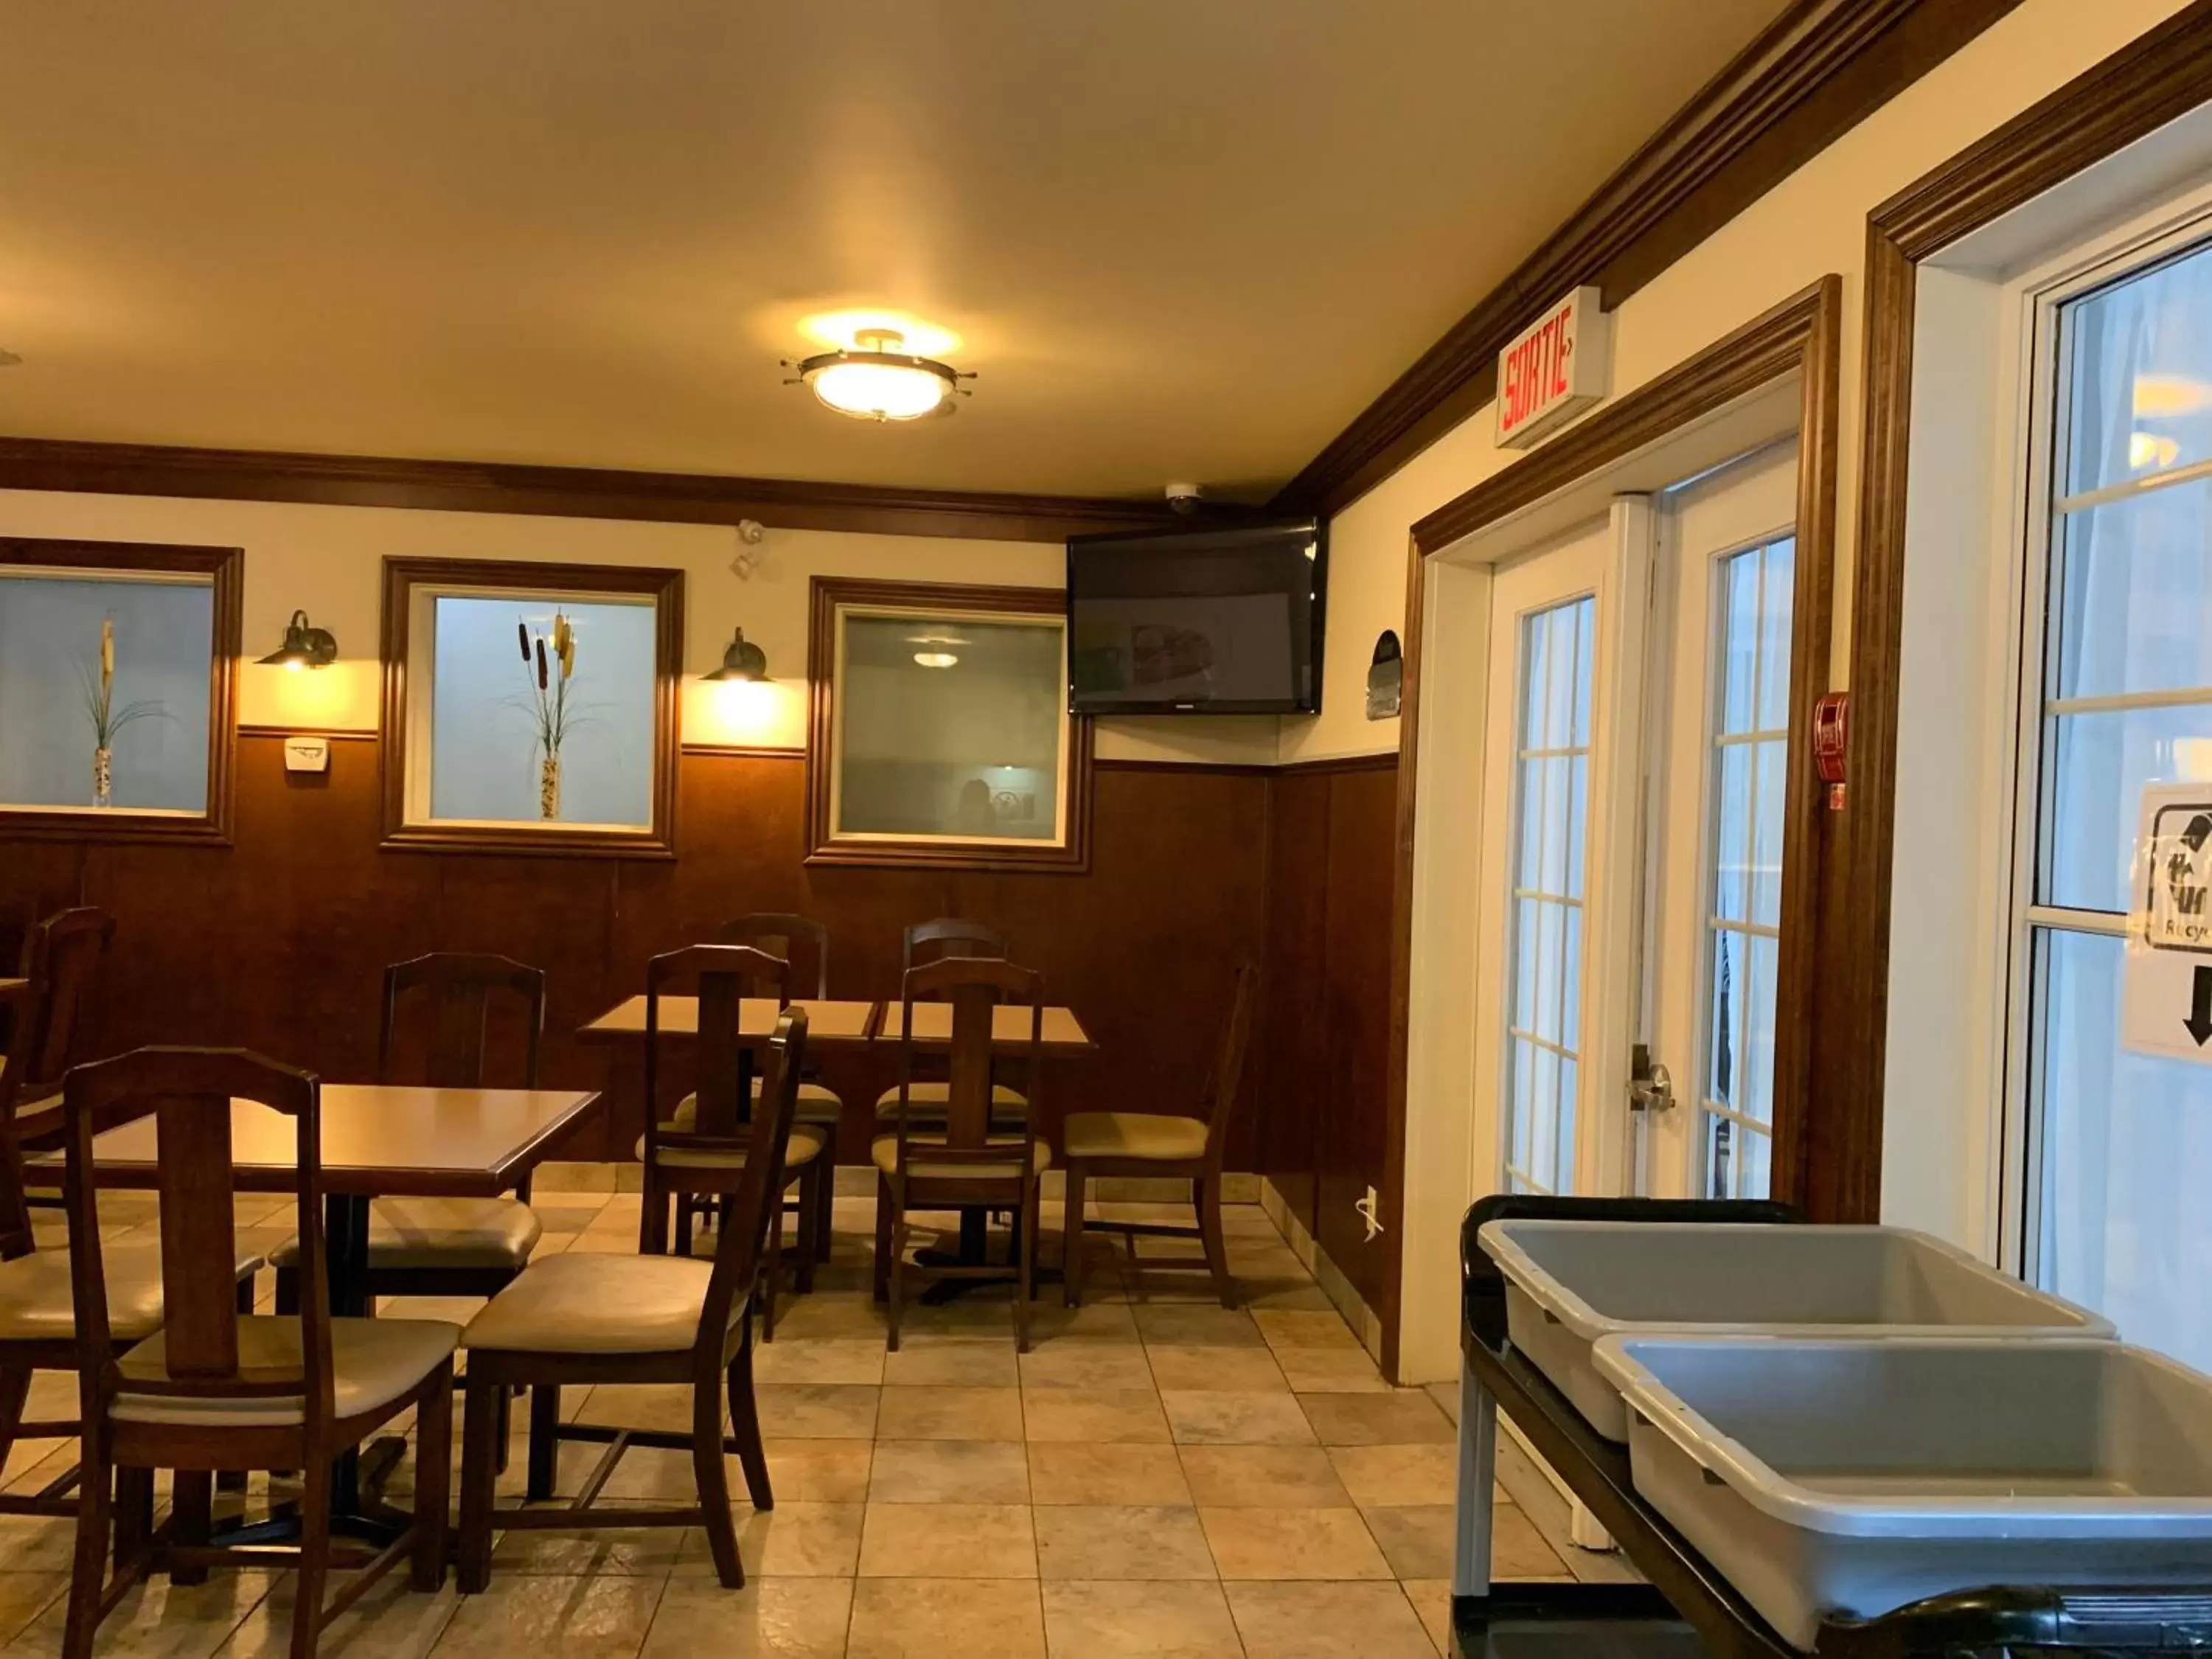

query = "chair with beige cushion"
[[710, 915, 844, 1262], [457, 1008, 807, 1594], [274, 953, 549, 1310], [637, 946, 824, 1339], [1062, 960, 1258, 1310], [874, 957, 1051, 1352], [58, 1048, 456, 1659], [0, 1053, 260, 1526], [1, 906, 115, 1150], [871, 919, 1028, 1134]]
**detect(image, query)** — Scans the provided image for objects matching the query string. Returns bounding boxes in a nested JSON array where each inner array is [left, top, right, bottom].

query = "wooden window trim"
[[805, 576, 1093, 874], [378, 556, 683, 860], [0, 536, 241, 846]]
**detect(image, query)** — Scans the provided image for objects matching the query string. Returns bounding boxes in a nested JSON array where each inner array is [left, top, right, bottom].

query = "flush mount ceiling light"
[[906, 630, 967, 669], [785, 327, 973, 422]]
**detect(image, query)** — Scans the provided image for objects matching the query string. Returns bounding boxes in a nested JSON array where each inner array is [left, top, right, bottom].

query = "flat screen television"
[[1065, 518, 1326, 715]]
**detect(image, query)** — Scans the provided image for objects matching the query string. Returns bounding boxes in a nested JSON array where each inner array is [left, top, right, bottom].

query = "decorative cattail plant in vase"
[[77, 617, 164, 809], [518, 611, 578, 820]]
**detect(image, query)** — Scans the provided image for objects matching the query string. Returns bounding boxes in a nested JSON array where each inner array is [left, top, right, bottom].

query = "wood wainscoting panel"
[[0, 737, 1274, 1172]]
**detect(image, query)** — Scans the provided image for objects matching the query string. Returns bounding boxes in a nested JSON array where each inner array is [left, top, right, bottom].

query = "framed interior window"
[[0, 537, 240, 844], [380, 557, 681, 858], [806, 577, 1093, 872]]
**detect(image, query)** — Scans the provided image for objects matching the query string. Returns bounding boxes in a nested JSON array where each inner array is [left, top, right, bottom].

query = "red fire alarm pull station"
[[1814, 692, 1848, 809]]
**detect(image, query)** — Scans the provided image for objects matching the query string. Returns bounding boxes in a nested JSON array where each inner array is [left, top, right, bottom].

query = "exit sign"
[[1495, 286, 1610, 449]]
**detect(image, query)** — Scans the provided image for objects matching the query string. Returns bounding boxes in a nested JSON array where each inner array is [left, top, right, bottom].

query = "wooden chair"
[[713, 915, 844, 1259], [274, 953, 548, 1310], [59, 1048, 456, 1659], [637, 947, 825, 1335], [874, 958, 1049, 1352], [873, 919, 1026, 1133], [1062, 961, 1259, 1310], [0, 1044, 260, 1524], [1, 906, 116, 1147], [458, 1007, 807, 1591]]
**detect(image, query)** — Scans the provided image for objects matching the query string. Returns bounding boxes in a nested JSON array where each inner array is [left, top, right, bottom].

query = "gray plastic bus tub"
[[1591, 1335, 2212, 1648], [1476, 1220, 2112, 1439]]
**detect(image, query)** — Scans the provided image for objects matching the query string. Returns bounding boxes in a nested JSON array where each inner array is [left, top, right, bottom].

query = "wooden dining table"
[[0, 978, 28, 1005], [576, 995, 880, 1046], [874, 1001, 1095, 1055], [77, 1083, 602, 1542]]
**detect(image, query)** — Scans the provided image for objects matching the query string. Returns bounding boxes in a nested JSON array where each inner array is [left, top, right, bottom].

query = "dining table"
[[576, 994, 881, 1046], [0, 978, 28, 1005], [875, 1001, 1096, 1291], [77, 1083, 602, 1543]]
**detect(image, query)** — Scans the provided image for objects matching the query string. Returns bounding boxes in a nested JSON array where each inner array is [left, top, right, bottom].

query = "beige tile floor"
[[0, 1183, 1571, 1657]]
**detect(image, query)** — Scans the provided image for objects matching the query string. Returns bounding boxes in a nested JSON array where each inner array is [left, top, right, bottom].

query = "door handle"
[[1628, 1043, 1675, 1113]]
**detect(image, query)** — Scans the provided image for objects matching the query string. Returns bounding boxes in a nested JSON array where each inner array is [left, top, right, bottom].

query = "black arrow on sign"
[[2188, 964, 2212, 1047]]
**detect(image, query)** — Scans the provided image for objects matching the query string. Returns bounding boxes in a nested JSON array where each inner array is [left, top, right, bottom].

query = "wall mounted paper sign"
[[1366, 630, 1402, 720], [2122, 783, 2212, 1061]]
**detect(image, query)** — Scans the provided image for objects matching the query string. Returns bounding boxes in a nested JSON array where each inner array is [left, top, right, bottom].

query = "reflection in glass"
[[835, 613, 1066, 843], [1503, 596, 1596, 1196], [1700, 537, 1793, 1199]]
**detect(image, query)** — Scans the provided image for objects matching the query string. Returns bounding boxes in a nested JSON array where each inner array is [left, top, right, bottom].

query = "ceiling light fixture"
[[912, 650, 959, 669], [786, 327, 973, 422]]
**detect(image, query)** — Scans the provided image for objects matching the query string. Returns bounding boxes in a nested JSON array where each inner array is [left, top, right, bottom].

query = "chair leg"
[[275, 1265, 299, 1317], [794, 1166, 821, 1295], [639, 1169, 668, 1256], [0, 1367, 30, 1492], [290, 1454, 333, 1659], [1063, 1162, 1089, 1309], [1016, 1178, 1039, 1354], [494, 1378, 512, 1475], [674, 1189, 695, 1258], [413, 1364, 453, 1592], [168, 1470, 212, 1585], [886, 1203, 910, 1354], [1197, 1175, 1236, 1310], [762, 1203, 785, 1343], [872, 1176, 894, 1304], [526, 1385, 560, 1502], [814, 1150, 836, 1262], [726, 1328, 773, 1512], [60, 1426, 113, 1659], [457, 1373, 502, 1594], [112, 1466, 153, 1568], [691, 1366, 743, 1588]]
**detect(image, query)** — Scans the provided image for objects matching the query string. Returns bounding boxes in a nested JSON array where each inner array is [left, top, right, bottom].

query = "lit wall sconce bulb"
[[257, 609, 338, 669], [703, 626, 769, 683]]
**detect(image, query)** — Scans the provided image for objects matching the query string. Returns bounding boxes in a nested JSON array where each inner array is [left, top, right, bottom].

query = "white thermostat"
[[282, 735, 332, 774]]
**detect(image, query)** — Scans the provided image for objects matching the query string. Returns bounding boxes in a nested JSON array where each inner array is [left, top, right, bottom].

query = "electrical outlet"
[[1355, 1185, 1384, 1241]]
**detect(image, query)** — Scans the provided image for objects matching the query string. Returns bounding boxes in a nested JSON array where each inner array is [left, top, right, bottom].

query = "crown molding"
[[1271, 0, 2024, 518], [0, 435, 1212, 544]]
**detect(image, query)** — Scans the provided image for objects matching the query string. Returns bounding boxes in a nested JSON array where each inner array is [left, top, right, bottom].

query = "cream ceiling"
[[0, 1, 1784, 501]]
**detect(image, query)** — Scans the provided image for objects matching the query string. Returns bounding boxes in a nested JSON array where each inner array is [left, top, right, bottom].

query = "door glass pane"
[[1700, 537, 1793, 1199], [2064, 246, 2212, 498], [2028, 233, 2212, 1360], [1503, 595, 1596, 1196]]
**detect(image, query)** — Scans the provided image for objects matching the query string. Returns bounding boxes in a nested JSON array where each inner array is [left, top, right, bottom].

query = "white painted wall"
[[0, 487, 1282, 765], [1280, 0, 2194, 773], [1326, 0, 2199, 1380]]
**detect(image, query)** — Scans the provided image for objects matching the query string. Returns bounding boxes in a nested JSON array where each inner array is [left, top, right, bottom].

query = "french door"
[[1471, 443, 1800, 1201]]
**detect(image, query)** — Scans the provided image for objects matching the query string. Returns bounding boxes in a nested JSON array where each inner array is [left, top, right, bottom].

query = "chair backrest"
[[62, 1047, 333, 1424], [694, 1008, 807, 1352], [643, 945, 789, 1150], [902, 917, 1007, 970], [714, 914, 830, 999], [1200, 961, 1262, 1165], [378, 952, 546, 1089], [4, 905, 115, 1104], [891, 956, 1043, 1159]]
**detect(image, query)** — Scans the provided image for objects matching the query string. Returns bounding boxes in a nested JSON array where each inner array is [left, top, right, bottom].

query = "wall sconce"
[[702, 627, 769, 683], [257, 609, 338, 670]]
